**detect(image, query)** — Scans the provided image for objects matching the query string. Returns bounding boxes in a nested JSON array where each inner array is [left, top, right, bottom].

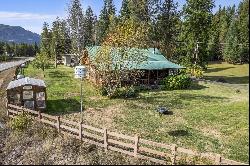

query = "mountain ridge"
[[0, 24, 41, 44]]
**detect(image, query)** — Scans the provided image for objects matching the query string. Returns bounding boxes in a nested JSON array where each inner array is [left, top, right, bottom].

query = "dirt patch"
[[62, 104, 124, 130]]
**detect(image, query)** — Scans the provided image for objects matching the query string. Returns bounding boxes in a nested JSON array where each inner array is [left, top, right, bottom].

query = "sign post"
[[74, 66, 87, 123]]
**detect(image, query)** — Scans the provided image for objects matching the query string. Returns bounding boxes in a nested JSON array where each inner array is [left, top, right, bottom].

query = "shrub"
[[101, 86, 139, 99], [163, 74, 192, 90], [185, 64, 204, 78], [10, 113, 31, 131]]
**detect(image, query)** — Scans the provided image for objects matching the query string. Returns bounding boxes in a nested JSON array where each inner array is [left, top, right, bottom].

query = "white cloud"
[[0, 11, 58, 20]]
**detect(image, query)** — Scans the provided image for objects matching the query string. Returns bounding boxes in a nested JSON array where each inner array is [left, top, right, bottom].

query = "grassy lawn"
[[204, 61, 249, 84], [24, 64, 249, 163]]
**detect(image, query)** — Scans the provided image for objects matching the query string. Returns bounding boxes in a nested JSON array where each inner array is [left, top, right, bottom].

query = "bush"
[[163, 74, 192, 90], [10, 113, 31, 131], [184, 64, 204, 78], [101, 86, 139, 99]]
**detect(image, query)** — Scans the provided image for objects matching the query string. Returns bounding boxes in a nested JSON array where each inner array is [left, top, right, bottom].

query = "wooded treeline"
[[40, 0, 249, 69], [0, 42, 39, 57]]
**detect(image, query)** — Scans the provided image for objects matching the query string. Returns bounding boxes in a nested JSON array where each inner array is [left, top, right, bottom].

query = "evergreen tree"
[[60, 19, 72, 54], [97, 0, 116, 45], [106, 0, 116, 16], [182, 0, 215, 68], [120, 0, 130, 20], [155, 0, 180, 58], [68, 0, 85, 58], [223, 18, 241, 63], [128, 0, 150, 22], [84, 6, 95, 46], [208, 6, 222, 61], [40, 22, 52, 59], [237, 0, 249, 62], [51, 17, 62, 68]]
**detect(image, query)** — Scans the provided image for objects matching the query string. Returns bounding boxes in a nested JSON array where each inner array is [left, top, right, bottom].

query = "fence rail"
[[6, 104, 248, 165]]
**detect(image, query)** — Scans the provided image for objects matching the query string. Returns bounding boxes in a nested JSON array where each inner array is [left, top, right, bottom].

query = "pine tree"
[[182, 0, 215, 68], [97, 0, 116, 45], [84, 6, 95, 46], [208, 6, 222, 61], [67, 0, 85, 59], [51, 17, 61, 68], [223, 18, 241, 63], [40, 22, 52, 59], [128, 0, 150, 22], [60, 19, 72, 54], [237, 0, 249, 62], [120, 0, 130, 20], [106, 0, 116, 16], [155, 0, 180, 58]]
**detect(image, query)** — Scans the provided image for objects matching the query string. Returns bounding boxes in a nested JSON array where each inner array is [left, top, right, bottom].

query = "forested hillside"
[[0, 24, 40, 44]]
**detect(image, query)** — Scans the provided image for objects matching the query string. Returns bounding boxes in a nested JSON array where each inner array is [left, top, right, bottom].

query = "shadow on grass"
[[168, 130, 189, 137], [204, 76, 249, 84], [128, 93, 228, 110], [205, 67, 235, 74], [47, 70, 71, 79], [45, 99, 81, 116]]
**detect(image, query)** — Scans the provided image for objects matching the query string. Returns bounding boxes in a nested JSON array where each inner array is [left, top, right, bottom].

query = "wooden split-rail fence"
[[6, 104, 248, 165]]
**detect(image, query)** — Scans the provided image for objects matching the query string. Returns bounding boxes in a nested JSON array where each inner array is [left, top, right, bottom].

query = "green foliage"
[[84, 6, 96, 46], [181, 0, 214, 67], [163, 74, 192, 90], [67, 0, 85, 55], [222, 18, 242, 64], [32, 52, 51, 73], [185, 64, 204, 78], [0, 55, 9, 62], [0, 41, 39, 57], [10, 113, 31, 131], [96, 0, 116, 45], [40, 22, 53, 58], [153, 0, 180, 58], [102, 85, 139, 99]]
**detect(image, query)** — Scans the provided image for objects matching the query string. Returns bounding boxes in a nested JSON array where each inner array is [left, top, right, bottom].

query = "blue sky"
[[0, 0, 241, 34]]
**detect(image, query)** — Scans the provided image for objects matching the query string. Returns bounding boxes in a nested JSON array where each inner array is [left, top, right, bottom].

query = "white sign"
[[23, 91, 33, 100], [36, 92, 45, 100], [75, 66, 87, 79], [23, 86, 32, 90]]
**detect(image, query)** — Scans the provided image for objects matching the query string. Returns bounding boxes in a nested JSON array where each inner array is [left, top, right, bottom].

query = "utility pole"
[[194, 41, 199, 65], [55, 41, 57, 68]]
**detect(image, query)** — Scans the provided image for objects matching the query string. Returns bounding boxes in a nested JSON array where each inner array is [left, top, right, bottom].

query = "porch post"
[[148, 70, 150, 85], [157, 70, 159, 80]]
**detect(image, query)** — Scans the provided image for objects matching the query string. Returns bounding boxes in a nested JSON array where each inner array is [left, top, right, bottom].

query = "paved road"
[[0, 57, 34, 72]]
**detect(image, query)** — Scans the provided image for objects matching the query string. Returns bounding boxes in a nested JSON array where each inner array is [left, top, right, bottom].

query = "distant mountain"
[[0, 24, 40, 44]]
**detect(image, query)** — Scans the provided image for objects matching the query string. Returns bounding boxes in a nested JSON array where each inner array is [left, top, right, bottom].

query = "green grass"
[[204, 61, 249, 84], [24, 64, 249, 163]]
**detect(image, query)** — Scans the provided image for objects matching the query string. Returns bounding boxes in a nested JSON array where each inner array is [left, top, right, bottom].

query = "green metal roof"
[[86, 46, 185, 70]]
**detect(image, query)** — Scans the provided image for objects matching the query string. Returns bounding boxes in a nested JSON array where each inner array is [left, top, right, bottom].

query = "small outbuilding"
[[6, 77, 46, 111], [62, 54, 78, 66]]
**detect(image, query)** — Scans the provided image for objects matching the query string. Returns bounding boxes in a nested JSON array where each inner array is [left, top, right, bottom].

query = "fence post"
[[57, 116, 60, 133], [134, 135, 139, 157], [171, 144, 177, 165], [22, 106, 24, 115], [38, 110, 42, 121], [104, 128, 108, 152], [6, 103, 9, 117], [79, 122, 82, 141], [215, 154, 222, 165]]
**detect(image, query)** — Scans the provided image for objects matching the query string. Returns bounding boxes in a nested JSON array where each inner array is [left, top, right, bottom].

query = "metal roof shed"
[[6, 77, 47, 111]]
